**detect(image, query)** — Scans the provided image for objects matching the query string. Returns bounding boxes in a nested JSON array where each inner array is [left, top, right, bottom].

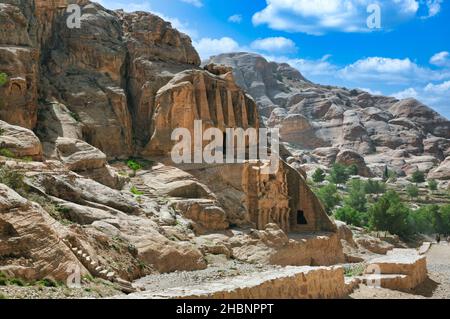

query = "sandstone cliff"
[[209, 52, 450, 180], [0, 0, 342, 290]]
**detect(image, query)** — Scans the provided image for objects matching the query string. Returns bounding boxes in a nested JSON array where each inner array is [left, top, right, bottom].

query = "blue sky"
[[97, 0, 450, 119]]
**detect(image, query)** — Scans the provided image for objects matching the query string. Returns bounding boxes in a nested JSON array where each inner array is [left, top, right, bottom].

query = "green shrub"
[[335, 206, 368, 227], [36, 278, 59, 287], [328, 163, 350, 185], [411, 170, 425, 183], [406, 184, 419, 199], [69, 111, 81, 122], [0, 72, 7, 86], [428, 179, 438, 191], [316, 183, 341, 214], [0, 167, 27, 194], [312, 168, 326, 183], [130, 186, 144, 196], [364, 179, 386, 194], [127, 159, 142, 172], [346, 164, 359, 176], [0, 148, 15, 158]]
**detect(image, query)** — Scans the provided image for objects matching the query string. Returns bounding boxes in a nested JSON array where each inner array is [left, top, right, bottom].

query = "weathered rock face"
[[0, 2, 38, 129], [209, 53, 450, 179], [428, 156, 450, 180], [55, 137, 124, 189], [147, 69, 259, 156], [0, 1, 201, 158], [336, 149, 372, 177], [208, 52, 309, 117], [0, 120, 42, 160], [120, 10, 200, 149], [0, 1, 345, 290], [0, 183, 88, 281]]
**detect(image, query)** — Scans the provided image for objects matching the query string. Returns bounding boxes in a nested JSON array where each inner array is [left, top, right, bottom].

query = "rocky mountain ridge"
[[209, 52, 450, 182]]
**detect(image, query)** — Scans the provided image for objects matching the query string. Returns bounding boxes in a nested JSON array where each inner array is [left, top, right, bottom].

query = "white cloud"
[[228, 14, 243, 23], [180, 0, 203, 8], [391, 87, 419, 99], [425, 80, 450, 93], [359, 88, 383, 95], [96, 0, 198, 38], [193, 37, 242, 60], [430, 51, 450, 67], [250, 37, 297, 53], [422, 0, 443, 18], [252, 0, 435, 35], [339, 57, 450, 84]]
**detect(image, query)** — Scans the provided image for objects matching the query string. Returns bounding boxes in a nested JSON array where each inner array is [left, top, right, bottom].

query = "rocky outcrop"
[[428, 157, 450, 180], [209, 53, 450, 179], [336, 149, 372, 177], [55, 137, 124, 189], [0, 120, 42, 160], [147, 69, 259, 156], [0, 1, 38, 129], [0, 1, 347, 294], [126, 266, 349, 299], [0, 183, 88, 281]]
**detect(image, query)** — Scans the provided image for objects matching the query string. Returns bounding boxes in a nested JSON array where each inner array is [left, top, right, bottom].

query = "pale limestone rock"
[[428, 156, 450, 180], [336, 149, 373, 177], [0, 120, 42, 160]]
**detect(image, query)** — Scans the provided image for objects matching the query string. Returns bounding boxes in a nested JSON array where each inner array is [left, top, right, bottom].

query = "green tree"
[[406, 184, 419, 199], [428, 179, 438, 191], [328, 163, 350, 185], [364, 179, 386, 194], [312, 168, 326, 183], [316, 183, 341, 215], [344, 179, 367, 212], [368, 190, 411, 237], [410, 206, 435, 234], [433, 205, 450, 235], [335, 206, 368, 227], [0, 73, 7, 86], [383, 166, 389, 182], [411, 170, 425, 183]]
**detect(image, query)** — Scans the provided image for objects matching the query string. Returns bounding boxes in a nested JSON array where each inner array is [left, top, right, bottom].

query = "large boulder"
[[55, 137, 125, 189], [428, 157, 450, 180], [0, 120, 42, 160], [336, 149, 373, 177], [56, 137, 107, 171]]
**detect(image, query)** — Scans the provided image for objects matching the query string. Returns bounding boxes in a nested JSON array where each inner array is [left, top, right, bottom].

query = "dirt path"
[[351, 242, 450, 299]]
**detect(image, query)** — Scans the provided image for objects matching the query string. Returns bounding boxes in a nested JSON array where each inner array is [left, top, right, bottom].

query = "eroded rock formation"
[[0, 0, 346, 292], [209, 52, 450, 180]]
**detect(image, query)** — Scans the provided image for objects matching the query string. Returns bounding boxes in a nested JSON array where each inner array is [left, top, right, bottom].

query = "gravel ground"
[[351, 242, 450, 299], [0, 280, 124, 299]]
